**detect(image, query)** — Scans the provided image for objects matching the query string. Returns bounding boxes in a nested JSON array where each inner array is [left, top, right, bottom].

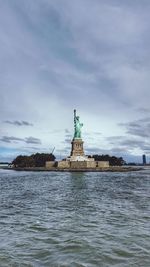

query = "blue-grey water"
[[0, 169, 150, 267]]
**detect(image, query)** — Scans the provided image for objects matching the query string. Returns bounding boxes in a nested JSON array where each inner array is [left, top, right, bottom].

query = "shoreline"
[[1, 166, 143, 172]]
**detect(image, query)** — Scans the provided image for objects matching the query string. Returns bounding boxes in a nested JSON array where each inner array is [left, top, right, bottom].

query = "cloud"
[[65, 128, 71, 134], [1, 0, 150, 115], [65, 134, 72, 138], [136, 107, 150, 114], [105, 130, 150, 160], [85, 147, 102, 155], [0, 136, 24, 143], [48, 0, 150, 110], [62, 132, 72, 144], [119, 117, 150, 138], [25, 137, 41, 144], [64, 138, 71, 144], [93, 132, 102, 136], [0, 136, 41, 144], [4, 120, 33, 126]]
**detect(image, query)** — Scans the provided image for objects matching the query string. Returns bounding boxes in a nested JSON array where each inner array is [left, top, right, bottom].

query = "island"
[[5, 110, 143, 172]]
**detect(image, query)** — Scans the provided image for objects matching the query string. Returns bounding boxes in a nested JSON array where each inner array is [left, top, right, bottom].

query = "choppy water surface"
[[0, 169, 150, 267]]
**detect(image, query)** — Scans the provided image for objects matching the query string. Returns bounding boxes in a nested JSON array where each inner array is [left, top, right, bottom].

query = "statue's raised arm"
[[74, 109, 83, 139]]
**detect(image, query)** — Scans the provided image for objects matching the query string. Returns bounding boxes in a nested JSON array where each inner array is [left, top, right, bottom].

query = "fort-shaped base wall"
[[45, 160, 109, 169]]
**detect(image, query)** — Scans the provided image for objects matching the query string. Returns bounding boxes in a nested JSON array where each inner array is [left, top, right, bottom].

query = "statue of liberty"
[[73, 109, 83, 139]]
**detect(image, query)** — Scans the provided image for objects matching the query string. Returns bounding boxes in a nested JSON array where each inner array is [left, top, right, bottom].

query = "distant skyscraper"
[[142, 154, 146, 165]]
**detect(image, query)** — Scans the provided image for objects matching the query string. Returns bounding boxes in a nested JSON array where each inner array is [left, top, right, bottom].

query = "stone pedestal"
[[70, 138, 84, 157]]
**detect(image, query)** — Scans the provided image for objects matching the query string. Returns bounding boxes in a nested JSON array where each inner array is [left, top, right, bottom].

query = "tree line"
[[88, 154, 126, 166], [12, 153, 55, 168]]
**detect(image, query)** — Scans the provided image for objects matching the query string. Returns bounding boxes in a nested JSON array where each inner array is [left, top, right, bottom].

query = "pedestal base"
[[70, 138, 84, 157]]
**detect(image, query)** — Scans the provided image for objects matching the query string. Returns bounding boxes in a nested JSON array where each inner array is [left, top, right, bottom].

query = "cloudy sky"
[[1, 0, 150, 163]]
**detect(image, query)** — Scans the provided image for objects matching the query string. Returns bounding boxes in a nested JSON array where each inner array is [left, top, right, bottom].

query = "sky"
[[1, 0, 150, 163]]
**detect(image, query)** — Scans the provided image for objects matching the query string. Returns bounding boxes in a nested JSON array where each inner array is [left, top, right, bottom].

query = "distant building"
[[142, 154, 146, 165]]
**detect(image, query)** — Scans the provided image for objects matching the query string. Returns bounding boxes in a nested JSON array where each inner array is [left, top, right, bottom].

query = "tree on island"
[[31, 153, 55, 167], [12, 155, 35, 167], [88, 154, 126, 166], [12, 153, 55, 168]]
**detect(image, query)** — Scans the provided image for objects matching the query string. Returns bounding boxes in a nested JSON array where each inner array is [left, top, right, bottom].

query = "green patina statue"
[[74, 109, 83, 139]]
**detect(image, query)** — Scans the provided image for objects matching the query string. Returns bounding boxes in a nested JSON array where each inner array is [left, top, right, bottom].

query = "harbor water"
[[0, 169, 150, 267]]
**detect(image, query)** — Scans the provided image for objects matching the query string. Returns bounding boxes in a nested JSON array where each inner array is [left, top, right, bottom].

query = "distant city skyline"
[[142, 154, 147, 165], [1, 0, 150, 162]]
